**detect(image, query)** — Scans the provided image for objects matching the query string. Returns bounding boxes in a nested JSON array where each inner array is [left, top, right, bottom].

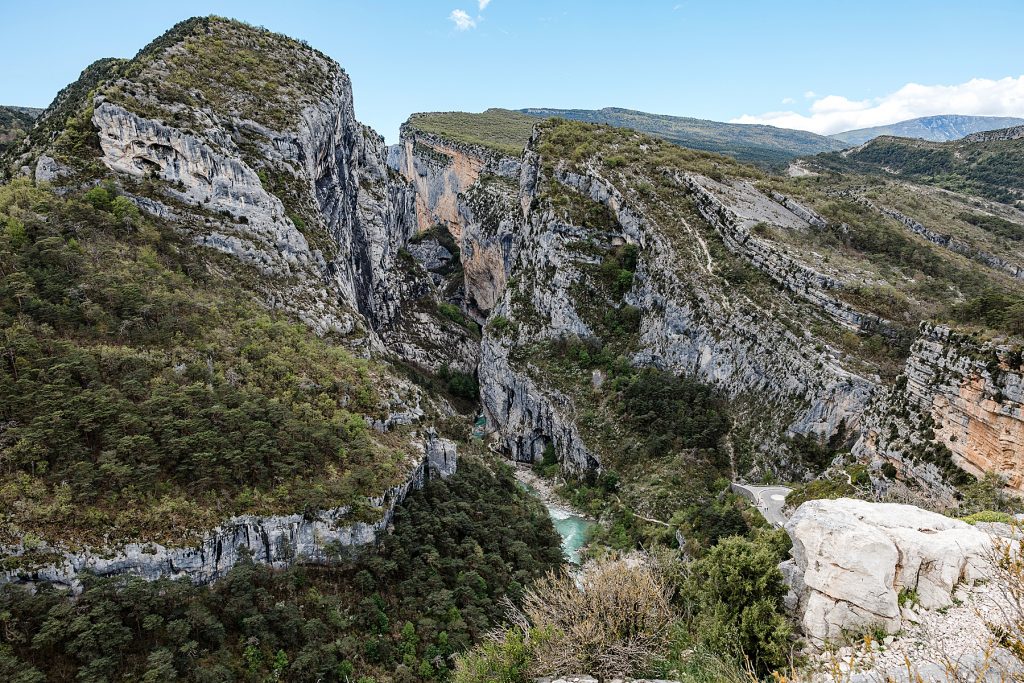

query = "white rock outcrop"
[[782, 498, 992, 644]]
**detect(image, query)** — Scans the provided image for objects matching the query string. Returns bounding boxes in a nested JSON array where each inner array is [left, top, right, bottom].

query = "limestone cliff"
[[390, 128, 522, 319], [394, 124, 879, 478], [1, 17, 475, 587], [29, 17, 478, 373], [855, 323, 1024, 493], [397, 114, 1023, 499]]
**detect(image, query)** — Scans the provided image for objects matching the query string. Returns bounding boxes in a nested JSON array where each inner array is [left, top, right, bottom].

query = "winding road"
[[730, 482, 793, 528]]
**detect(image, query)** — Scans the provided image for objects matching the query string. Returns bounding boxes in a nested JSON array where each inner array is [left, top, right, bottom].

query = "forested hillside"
[[0, 458, 563, 682]]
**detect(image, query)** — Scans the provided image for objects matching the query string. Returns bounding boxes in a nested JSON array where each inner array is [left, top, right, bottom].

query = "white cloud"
[[478, 0, 491, 9], [803, 90, 816, 99], [781, 97, 795, 105], [449, 9, 476, 30], [732, 76, 1024, 135]]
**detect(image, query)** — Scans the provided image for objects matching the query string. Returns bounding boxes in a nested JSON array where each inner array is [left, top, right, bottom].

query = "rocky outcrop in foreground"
[[781, 498, 991, 645]]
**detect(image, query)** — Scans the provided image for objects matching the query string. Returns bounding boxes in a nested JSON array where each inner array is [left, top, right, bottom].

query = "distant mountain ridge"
[[830, 114, 1024, 146], [812, 124, 1024, 206], [519, 106, 845, 168]]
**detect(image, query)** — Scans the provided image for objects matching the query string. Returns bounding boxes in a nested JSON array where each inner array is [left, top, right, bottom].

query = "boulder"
[[782, 497, 992, 644]]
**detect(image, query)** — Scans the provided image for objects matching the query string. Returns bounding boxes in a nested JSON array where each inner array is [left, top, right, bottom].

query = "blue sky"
[[2, 0, 1022, 142]]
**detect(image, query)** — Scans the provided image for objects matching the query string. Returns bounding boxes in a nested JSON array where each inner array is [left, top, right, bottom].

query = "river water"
[[516, 473, 595, 565]]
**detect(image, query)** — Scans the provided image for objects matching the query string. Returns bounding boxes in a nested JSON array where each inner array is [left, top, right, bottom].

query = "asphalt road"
[[730, 483, 793, 528]]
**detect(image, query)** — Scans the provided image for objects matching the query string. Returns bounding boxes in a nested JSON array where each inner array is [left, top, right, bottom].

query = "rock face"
[[685, 173, 892, 337], [86, 26, 478, 370], [861, 200, 1024, 281], [390, 129, 522, 319], [390, 125, 880, 472], [781, 498, 992, 644], [479, 334, 600, 474], [855, 323, 1024, 493], [389, 128, 522, 239], [2, 432, 457, 591]]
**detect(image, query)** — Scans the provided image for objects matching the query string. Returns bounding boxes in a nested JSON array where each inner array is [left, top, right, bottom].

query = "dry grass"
[[510, 556, 676, 679]]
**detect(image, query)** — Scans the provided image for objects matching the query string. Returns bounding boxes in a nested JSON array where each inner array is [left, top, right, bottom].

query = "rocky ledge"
[[1, 432, 457, 592]]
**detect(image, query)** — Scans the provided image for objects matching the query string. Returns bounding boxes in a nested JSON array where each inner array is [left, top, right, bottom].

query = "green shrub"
[[961, 510, 1016, 525], [452, 628, 536, 683], [83, 186, 113, 211], [439, 364, 479, 401], [681, 533, 792, 674], [489, 315, 512, 334]]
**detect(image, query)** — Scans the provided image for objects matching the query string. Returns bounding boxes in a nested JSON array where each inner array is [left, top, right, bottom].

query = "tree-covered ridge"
[[0, 178, 417, 551], [403, 109, 539, 156], [813, 131, 1024, 206], [520, 106, 845, 169], [0, 458, 564, 682]]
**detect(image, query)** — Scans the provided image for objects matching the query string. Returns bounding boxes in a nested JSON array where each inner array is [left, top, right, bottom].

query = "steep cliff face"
[[397, 114, 1024, 501], [390, 128, 522, 319], [393, 122, 879, 482], [558, 167, 875, 441], [82, 25, 475, 374], [855, 323, 1024, 493]]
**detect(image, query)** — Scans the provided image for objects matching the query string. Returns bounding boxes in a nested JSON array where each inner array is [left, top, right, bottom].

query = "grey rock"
[[34, 154, 69, 183], [854, 322, 1024, 495], [782, 497, 991, 645], [407, 239, 453, 271]]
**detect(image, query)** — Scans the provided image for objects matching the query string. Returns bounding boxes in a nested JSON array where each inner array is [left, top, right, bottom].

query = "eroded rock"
[[782, 498, 992, 644]]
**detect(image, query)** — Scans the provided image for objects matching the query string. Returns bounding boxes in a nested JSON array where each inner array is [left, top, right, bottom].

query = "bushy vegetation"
[[0, 178, 411, 548], [0, 106, 40, 157], [816, 135, 1024, 205], [455, 557, 674, 681], [959, 211, 1024, 242], [678, 531, 793, 675], [405, 109, 537, 156], [949, 288, 1024, 335], [535, 118, 763, 182], [0, 457, 563, 682], [618, 368, 731, 455], [454, 530, 793, 682], [520, 106, 843, 169], [109, 16, 337, 130]]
